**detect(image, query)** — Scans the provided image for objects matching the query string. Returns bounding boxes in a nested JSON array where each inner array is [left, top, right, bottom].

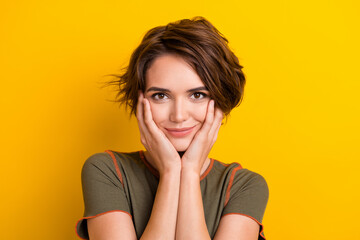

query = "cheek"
[[192, 103, 208, 123], [148, 102, 167, 125]]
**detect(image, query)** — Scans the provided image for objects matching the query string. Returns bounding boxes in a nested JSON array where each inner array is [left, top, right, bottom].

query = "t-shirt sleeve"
[[75, 152, 131, 239], [221, 169, 269, 239]]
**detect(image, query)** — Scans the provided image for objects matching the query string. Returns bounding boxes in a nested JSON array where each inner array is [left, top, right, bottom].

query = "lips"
[[165, 126, 195, 138]]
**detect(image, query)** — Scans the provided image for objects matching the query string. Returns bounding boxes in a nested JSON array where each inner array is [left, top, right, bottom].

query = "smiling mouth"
[[165, 126, 195, 138]]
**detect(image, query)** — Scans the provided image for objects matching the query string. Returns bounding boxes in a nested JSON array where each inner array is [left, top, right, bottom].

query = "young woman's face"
[[144, 54, 211, 151]]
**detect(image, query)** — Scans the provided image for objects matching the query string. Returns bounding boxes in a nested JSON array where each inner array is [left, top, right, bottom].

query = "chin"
[[170, 139, 191, 152], [163, 127, 200, 152], [174, 145, 189, 152]]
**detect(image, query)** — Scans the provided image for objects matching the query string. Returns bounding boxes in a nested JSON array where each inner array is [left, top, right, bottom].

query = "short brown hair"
[[104, 16, 246, 116]]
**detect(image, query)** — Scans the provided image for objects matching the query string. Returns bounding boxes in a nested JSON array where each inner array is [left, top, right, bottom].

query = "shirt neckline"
[[138, 150, 214, 181]]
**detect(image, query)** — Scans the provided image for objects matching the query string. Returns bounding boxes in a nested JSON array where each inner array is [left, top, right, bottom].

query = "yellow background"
[[1, 0, 359, 239]]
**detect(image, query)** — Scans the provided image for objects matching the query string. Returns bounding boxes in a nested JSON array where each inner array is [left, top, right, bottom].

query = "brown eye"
[[151, 93, 168, 101], [191, 92, 207, 100], [157, 93, 165, 99]]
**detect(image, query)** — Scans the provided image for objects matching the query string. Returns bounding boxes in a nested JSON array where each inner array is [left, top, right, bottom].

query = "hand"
[[136, 92, 181, 176], [181, 100, 224, 174]]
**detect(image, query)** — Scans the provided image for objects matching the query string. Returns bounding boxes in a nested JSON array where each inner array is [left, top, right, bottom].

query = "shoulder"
[[83, 152, 113, 167], [80, 152, 118, 187], [81, 150, 149, 184], [81, 151, 140, 183], [82, 151, 141, 171], [229, 167, 269, 203], [212, 160, 269, 205], [221, 167, 269, 224], [81, 152, 114, 175], [213, 160, 267, 186], [235, 168, 268, 190], [211, 159, 242, 177]]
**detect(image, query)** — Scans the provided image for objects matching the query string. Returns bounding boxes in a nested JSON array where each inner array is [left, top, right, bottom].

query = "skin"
[[87, 54, 260, 240], [140, 53, 221, 176]]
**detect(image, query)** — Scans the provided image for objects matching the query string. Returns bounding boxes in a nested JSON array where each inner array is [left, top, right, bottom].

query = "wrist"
[[160, 165, 181, 178], [181, 165, 201, 179]]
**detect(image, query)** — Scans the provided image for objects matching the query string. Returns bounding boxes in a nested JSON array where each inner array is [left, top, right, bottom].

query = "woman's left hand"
[[181, 100, 224, 174]]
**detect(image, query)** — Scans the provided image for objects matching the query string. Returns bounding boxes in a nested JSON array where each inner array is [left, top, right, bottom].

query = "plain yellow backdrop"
[[1, 0, 359, 239]]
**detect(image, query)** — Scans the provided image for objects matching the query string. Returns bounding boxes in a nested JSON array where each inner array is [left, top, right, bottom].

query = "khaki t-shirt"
[[76, 150, 269, 239]]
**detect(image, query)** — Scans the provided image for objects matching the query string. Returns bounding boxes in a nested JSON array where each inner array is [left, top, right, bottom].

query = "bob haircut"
[[106, 16, 246, 117]]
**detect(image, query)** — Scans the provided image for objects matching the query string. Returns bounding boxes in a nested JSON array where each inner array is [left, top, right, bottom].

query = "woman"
[[76, 16, 269, 240]]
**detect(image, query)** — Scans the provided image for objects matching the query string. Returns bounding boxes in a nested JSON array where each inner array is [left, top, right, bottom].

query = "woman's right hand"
[[136, 92, 181, 176]]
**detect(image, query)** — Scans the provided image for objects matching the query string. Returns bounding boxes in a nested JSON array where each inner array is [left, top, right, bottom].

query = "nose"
[[169, 99, 188, 123]]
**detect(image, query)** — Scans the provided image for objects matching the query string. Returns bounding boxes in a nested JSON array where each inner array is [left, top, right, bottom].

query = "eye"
[[191, 92, 207, 100], [151, 92, 168, 101]]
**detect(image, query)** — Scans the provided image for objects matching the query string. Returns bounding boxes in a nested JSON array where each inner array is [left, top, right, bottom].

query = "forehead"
[[145, 54, 205, 90]]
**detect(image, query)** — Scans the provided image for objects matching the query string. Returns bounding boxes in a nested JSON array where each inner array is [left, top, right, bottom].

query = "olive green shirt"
[[76, 150, 269, 239]]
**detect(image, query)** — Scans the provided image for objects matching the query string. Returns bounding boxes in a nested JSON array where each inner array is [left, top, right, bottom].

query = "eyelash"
[[150, 92, 208, 101], [190, 92, 208, 100], [151, 93, 168, 100]]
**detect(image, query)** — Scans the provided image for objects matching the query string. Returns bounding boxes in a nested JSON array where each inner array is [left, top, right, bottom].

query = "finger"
[[136, 91, 144, 121], [213, 108, 223, 132], [207, 107, 223, 142], [200, 100, 215, 133], [210, 107, 223, 132], [211, 122, 221, 146], [136, 92, 150, 144], [143, 98, 163, 136]]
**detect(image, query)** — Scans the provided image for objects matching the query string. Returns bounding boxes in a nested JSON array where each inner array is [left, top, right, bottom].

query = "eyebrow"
[[146, 86, 208, 93]]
